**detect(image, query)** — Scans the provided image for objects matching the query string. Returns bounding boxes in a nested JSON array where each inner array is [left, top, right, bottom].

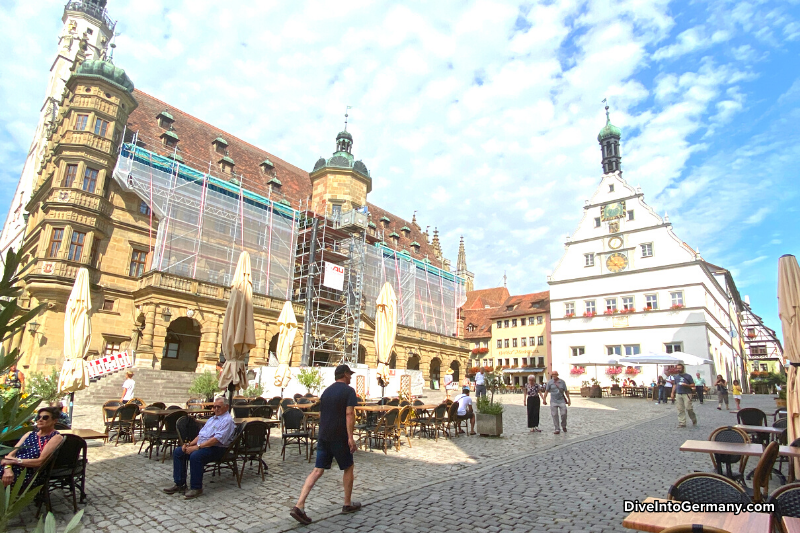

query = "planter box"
[[476, 413, 503, 437], [580, 387, 591, 397], [590, 385, 603, 398], [776, 398, 787, 408]]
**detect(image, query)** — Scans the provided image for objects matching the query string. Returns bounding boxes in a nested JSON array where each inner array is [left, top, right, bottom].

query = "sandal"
[[290, 506, 312, 525]]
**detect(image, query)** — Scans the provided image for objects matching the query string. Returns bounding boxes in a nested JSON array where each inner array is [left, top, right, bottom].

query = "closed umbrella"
[[273, 300, 298, 395], [219, 252, 256, 403], [374, 282, 397, 397], [58, 268, 92, 421], [779, 255, 800, 479]]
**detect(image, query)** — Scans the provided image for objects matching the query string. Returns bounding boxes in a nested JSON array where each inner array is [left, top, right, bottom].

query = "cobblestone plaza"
[[6, 394, 783, 533]]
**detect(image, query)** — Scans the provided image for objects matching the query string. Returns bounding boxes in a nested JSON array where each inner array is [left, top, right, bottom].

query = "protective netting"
[[112, 144, 297, 299], [363, 244, 467, 337]]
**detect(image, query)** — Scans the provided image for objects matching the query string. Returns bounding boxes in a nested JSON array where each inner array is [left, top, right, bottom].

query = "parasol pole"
[[69, 391, 75, 423]]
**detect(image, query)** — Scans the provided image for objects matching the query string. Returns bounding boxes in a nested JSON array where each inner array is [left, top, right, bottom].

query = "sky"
[[0, 0, 798, 334]]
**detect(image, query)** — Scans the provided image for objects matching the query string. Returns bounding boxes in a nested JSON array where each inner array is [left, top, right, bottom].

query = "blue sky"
[[0, 0, 797, 334]]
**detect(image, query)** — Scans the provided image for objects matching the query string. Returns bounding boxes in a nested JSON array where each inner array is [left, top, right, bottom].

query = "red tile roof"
[[463, 307, 496, 340], [489, 291, 550, 319], [463, 287, 510, 310], [126, 90, 440, 261]]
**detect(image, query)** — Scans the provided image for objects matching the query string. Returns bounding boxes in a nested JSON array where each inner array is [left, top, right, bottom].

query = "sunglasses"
[[35, 415, 52, 421], [212, 405, 224, 409]]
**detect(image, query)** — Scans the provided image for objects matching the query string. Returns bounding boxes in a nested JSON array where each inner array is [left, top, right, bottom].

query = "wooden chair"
[[707, 426, 751, 485], [33, 437, 66, 516], [159, 410, 187, 462], [138, 410, 162, 458], [237, 421, 269, 481], [747, 441, 780, 503], [128, 398, 145, 408], [768, 482, 800, 524], [668, 472, 749, 504], [102, 400, 122, 432], [367, 409, 400, 454], [281, 408, 310, 461], [446, 402, 472, 437], [176, 416, 200, 446], [39, 434, 87, 512], [396, 405, 414, 448], [203, 430, 243, 488], [737, 408, 769, 445], [250, 397, 267, 405], [108, 403, 139, 446]]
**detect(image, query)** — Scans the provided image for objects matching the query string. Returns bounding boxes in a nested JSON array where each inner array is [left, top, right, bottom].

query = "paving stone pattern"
[[7, 393, 782, 533]]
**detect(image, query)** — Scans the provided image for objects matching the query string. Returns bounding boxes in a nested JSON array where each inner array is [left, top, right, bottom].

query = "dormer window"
[[380, 216, 390, 227], [161, 128, 179, 148], [410, 241, 420, 253], [260, 158, 275, 174], [506, 305, 515, 311], [368, 221, 377, 229], [212, 137, 228, 155], [267, 176, 281, 190], [218, 154, 235, 174], [157, 110, 174, 129], [389, 232, 400, 244], [400, 225, 411, 235]]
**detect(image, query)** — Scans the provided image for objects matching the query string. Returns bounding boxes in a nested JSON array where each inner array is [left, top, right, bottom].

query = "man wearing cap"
[[291, 364, 361, 525]]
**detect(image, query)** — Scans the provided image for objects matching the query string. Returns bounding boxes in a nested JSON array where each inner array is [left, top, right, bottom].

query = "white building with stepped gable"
[[548, 106, 746, 388]]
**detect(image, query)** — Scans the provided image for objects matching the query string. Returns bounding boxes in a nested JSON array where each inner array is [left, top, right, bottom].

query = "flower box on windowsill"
[[642, 307, 653, 312], [670, 304, 685, 310], [565, 313, 575, 318], [620, 308, 635, 314], [603, 309, 618, 315], [583, 312, 596, 318]]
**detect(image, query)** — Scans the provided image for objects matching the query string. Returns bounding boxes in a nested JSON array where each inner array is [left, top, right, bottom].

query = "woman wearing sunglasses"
[[1, 406, 63, 488]]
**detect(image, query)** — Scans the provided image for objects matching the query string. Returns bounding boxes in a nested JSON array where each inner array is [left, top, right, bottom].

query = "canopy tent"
[[617, 352, 713, 366], [569, 355, 620, 366], [273, 300, 298, 393], [779, 255, 800, 480], [374, 282, 397, 395], [57, 268, 92, 421], [219, 251, 256, 402]]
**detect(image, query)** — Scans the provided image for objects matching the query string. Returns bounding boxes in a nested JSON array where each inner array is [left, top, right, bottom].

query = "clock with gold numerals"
[[606, 252, 628, 273], [601, 201, 626, 221]]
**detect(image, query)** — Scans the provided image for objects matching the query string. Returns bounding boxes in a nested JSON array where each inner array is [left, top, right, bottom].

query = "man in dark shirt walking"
[[670, 364, 698, 428], [290, 364, 361, 525]]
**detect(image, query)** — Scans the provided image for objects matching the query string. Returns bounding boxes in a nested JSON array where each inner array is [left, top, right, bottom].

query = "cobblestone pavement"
[[8, 393, 782, 532]]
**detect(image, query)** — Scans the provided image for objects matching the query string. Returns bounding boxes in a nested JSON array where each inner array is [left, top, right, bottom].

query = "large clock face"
[[606, 252, 628, 273], [601, 201, 626, 221], [608, 237, 623, 249]]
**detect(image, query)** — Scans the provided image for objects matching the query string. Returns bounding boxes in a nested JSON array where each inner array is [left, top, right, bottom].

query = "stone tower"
[[309, 125, 372, 216], [598, 103, 622, 175], [0, 0, 115, 257], [456, 235, 474, 291]]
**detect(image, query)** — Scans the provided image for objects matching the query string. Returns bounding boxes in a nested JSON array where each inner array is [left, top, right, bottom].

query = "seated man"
[[163, 396, 236, 499], [452, 387, 476, 435]]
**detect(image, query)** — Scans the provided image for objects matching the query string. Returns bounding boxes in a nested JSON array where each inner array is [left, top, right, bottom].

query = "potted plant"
[[589, 377, 603, 398], [777, 388, 787, 408], [297, 367, 325, 395], [188, 371, 220, 401], [583, 311, 596, 318], [580, 380, 591, 398], [476, 395, 504, 436]]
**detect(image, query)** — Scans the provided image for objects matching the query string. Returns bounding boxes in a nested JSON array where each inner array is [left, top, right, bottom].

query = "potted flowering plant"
[[625, 366, 640, 376], [570, 366, 586, 376], [603, 309, 617, 315], [620, 308, 635, 314], [643, 306, 653, 312], [670, 304, 685, 310], [565, 312, 575, 318], [583, 311, 596, 317]]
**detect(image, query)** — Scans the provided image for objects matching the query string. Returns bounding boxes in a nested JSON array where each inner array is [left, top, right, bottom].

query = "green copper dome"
[[597, 120, 621, 142], [74, 59, 134, 93]]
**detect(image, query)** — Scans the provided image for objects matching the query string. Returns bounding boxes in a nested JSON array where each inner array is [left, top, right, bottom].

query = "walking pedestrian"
[[665, 372, 675, 404], [715, 375, 729, 410], [657, 376, 666, 404], [542, 371, 570, 435], [524, 375, 543, 433], [670, 364, 697, 428], [475, 369, 486, 398], [290, 364, 360, 525], [4, 364, 25, 393], [694, 372, 706, 404], [120, 371, 135, 404], [732, 380, 743, 409]]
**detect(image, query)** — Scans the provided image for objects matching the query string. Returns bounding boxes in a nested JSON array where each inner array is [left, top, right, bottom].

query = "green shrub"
[[27, 367, 62, 405], [188, 371, 219, 401], [297, 367, 324, 395], [476, 395, 504, 415], [243, 383, 263, 398]]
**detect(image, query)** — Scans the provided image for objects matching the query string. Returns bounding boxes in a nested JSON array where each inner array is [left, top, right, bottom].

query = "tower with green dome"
[[598, 103, 622, 175]]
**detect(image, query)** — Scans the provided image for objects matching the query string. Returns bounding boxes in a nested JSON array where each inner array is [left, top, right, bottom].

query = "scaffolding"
[[112, 143, 297, 299], [112, 139, 467, 366]]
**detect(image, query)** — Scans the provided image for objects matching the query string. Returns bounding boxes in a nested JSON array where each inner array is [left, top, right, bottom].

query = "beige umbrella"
[[779, 254, 800, 478], [273, 300, 298, 391], [219, 251, 256, 397], [58, 267, 92, 420], [374, 282, 397, 393]]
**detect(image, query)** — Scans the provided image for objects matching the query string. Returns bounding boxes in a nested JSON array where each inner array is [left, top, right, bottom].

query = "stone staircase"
[[74, 368, 199, 406]]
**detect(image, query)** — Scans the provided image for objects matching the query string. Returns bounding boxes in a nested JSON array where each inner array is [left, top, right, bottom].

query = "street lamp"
[[28, 320, 39, 335], [162, 307, 172, 322]]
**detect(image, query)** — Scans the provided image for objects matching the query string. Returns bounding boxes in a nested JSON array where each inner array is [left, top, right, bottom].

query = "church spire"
[[598, 99, 622, 175], [431, 227, 442, 260], [457, 236, 467, 272]]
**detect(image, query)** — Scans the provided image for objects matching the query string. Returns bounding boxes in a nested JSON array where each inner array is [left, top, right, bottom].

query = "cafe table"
[[62, 428, 108, 441], [732, 424, 786, 437], [784, 517, 800, 533], [622, 496, 771, 532], [355, 405, 396, 412]]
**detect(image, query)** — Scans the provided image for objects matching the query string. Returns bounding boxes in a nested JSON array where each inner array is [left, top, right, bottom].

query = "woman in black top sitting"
[[1, 406, 63, 488]]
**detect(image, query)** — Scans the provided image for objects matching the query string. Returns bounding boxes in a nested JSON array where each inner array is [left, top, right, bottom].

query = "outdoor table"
[[784, 516, 800, 533], [355, 405, 396, 412], [622, 496, 771, 532], [679, 439, 765, 457], [732, 424, 785, 438], [197, 417, 278, 426], [62, 428, 108, 441]]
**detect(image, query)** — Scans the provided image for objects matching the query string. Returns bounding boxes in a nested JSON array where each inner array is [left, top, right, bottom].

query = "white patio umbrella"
[[568, 355, 620, 382], [219, 252, 256, 403], [273, 300, 298, 394], [374, 282, 397, 396], [58, 268, 92, 420], [778, 255, 800, 479]]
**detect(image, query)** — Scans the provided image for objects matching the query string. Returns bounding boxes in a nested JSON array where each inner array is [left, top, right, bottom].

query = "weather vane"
[[344, 105, 352, 131], [602, 97, 610, 121]]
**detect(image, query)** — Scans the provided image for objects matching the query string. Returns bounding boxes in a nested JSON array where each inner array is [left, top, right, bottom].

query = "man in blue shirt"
[[291, 364, 360, 525], [163, 396, 236, 499], [670, 364, 698, 428]]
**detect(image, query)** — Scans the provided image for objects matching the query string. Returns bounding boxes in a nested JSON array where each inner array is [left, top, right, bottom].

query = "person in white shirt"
[[452, 388, 476, 435], [664, 374, 675, 405], [475, 370, 486, 398], [120, 371, 135, 404]]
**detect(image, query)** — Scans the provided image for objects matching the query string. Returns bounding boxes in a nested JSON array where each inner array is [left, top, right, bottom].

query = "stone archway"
[[161, 317, 201, 372], [450, 360, 460, 383], [430, 357, 441, 389], [406, 353, 420, 370]]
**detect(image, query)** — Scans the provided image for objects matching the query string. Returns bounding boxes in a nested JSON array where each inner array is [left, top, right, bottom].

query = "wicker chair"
[[367, 408, 400, 454], [396, 405, 414, 448], [159, 410, 187, 462], [138, 410, 163, 458], [773, 408, 788, 423], [377, 397, 390, 405], [773, 419, 791, 479], [430, 404, 450, 441], [102, 401, 122, 432], [237, 421, 270, 481], [33, 437, 66, 516], [293, 393, 303, 401], [387, 398, 400, 406], [267, 396, 282, 407], [176, 416, 200, 446], [768, 482, 800, 522], [737, 408, 769, 445], [708, 426, 750, 484], [145, 403, 166, 410], [232, 403, 251, 419], [108, 404, 139, 446], [660, 526, 732, 533], [746, 441, 780, 503], [250, 397, 267, 405], [296, 397, 312, 405], [128, 398, 145, 408], [203, 430, 243, 488], [668, 472, 750, 504], [303, 393, 316, 398], [281, 408, 310, 461], [413, 399, 425, 406], [447, 402, 472, 437], [166, 405, 183, 410], [280, 398, 295, 411], [39, 434, 87, 512]]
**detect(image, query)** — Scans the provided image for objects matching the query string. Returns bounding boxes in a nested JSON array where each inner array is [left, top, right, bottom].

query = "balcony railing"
[[61, 130, 113, 155], [28, 257, 101, 284], [64, 1, 116, 31], [47, 188, 113, 216]]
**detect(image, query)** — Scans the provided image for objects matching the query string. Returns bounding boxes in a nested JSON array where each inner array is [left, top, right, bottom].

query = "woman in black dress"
[[524, 375, 544, 433]]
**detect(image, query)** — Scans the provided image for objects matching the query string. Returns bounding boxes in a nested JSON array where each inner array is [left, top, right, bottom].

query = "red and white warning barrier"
[[87, 352, 132, 379]]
